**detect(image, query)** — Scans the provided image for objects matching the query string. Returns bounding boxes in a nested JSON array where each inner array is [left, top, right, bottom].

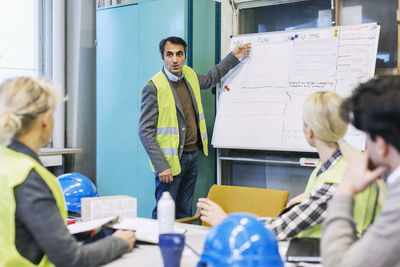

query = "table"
[[103, 223, 207, 267], [103, 222, 321, 267]]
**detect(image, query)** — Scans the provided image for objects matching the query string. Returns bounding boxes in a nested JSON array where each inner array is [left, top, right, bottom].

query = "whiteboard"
[[212, 23, 380, 152]]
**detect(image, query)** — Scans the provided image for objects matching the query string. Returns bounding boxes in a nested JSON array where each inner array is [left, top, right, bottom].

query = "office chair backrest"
[[204, 185, 289, 226]]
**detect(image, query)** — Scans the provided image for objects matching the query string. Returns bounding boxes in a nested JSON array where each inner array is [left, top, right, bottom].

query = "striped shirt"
[[264, 149, 342, 240]]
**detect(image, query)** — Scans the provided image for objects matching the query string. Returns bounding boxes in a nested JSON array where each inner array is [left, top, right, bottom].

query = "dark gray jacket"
[[139, 52, 240, 174]]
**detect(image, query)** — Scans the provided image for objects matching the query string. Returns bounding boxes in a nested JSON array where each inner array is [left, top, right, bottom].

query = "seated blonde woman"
[[0, 77, 135, 267], [197, 91, 379, 240]]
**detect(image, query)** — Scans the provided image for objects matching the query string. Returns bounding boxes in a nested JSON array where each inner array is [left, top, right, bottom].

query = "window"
[[238, 0, 398, 69], [0, 0, 44, 84], [0, 1, 63, 149], [239, 0, 332, 33], [340, 0, 397, 68]]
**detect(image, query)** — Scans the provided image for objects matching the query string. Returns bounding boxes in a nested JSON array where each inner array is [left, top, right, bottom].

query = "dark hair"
[[159, 36, 187, 59], [341, 75, 400, 151]]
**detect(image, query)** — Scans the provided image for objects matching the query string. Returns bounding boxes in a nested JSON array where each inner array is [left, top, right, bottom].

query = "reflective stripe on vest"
[[161, 148, 178, 156], [0, 147, 67, 267], [157, 127, 179, 135], [296, 157, 379, 238], [146, 66, 208, 176]]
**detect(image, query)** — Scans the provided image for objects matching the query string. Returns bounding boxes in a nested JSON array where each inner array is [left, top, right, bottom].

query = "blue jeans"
[[152, 151, 198, 219]]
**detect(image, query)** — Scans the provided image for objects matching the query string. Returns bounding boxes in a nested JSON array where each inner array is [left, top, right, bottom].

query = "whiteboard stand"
[[214, 84, 316, 186], [215, 81, 222, 185], [215, 150, 317, 185], [216, 147, 221, 185]]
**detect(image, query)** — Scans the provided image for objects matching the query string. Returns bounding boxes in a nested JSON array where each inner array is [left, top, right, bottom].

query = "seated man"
[[322, 75, 400, 267], [197, 91, 378, 240]]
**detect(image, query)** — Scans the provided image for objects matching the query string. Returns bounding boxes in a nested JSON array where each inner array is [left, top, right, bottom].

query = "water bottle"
[[158, 191, 175, 234]]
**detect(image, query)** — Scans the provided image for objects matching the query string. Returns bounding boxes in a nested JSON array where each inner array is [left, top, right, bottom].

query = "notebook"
[[67, 216, 118, 240], [285, 238, 321, 263], [113, 217, 186, 244]]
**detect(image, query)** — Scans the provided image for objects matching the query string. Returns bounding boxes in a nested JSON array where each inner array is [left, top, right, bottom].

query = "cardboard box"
[[81, 195, 137, 222]]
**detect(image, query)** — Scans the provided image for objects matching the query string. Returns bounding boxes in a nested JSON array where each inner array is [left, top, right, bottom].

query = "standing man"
[[322, 75, 400, 267], [139, 36, 250, 219]]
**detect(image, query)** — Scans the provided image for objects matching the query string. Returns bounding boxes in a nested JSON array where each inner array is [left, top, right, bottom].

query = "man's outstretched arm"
[[197, 43, 251, 89]]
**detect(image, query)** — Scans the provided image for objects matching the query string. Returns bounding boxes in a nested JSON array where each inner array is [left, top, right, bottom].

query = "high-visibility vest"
[[147, 66, 208, 176], [296, 157, 379, 238], [0, 146, 67, 267]]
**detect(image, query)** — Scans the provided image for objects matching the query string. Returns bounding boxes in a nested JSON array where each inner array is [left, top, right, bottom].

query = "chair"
[[176, 184, 289, 226]]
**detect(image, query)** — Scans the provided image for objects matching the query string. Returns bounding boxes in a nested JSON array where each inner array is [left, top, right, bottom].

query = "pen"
[[185, 242, 200, 257], [182, 229, 200, 257]]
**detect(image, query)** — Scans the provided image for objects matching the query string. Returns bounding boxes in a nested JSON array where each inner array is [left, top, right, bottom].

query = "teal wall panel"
[[136, 0, 186, 217], [137, 0, 186, 87], [192, 0, 217, 210], [96, 5, 139, 199]]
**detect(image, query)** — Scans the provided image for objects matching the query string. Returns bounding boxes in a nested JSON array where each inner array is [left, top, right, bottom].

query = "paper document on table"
[[113, 217, 186, 244], [67, 216, 118, 235]]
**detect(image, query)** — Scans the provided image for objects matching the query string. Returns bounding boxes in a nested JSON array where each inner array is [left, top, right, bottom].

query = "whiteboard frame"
[[212, 22, 380, 152]]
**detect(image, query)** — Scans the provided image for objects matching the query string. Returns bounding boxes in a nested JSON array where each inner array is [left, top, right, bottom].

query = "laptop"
[[285, 238, 321, 263]]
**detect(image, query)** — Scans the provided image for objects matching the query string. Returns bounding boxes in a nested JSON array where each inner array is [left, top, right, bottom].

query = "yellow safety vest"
[[147, 66, 208, 176], [296, 157, 379, 238], [0, 146, 67, 267]]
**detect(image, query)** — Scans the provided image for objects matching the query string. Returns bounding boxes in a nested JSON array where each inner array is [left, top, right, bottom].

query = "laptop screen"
[[285, 238, 321, 263]]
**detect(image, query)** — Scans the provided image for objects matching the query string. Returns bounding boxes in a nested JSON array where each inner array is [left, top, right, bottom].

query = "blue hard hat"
[[57, 173, 99, 213], [197, 213, 284, 267]]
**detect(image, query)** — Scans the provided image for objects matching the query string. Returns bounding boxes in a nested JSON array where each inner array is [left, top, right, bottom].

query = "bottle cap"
[[162, 192, 172, 198]]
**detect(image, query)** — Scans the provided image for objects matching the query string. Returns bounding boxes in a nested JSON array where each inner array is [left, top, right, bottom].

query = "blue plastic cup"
[[159, 233, 185, 267]]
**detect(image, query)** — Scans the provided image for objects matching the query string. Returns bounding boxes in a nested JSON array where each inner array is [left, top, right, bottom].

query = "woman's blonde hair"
[[302, 91, 360, 160], [0, 77, 58, 146]]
